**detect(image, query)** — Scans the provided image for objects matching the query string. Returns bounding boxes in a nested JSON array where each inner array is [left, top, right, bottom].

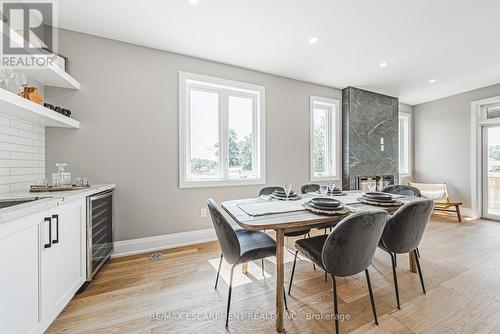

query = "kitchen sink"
[[0, 197, 42, 209]]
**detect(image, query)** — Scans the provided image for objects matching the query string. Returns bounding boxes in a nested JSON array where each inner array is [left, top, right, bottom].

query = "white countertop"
[[0, 184, 115, 224]]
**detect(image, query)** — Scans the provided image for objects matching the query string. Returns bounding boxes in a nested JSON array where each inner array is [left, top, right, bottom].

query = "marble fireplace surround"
[[342, 87, 399, 190]]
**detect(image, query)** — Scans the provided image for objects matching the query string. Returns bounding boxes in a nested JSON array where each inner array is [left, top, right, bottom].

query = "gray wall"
[[45, 29, 341, 241], [414, 83, 500, 208]]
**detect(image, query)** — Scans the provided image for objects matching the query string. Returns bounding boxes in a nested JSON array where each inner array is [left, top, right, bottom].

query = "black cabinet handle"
[[44, 217, 51, 248], [52, 214, 59, 244]]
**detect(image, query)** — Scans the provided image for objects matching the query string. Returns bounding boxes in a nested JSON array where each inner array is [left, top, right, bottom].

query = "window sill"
[[310, 175, 341, 182], [180, 178, 265, 189]]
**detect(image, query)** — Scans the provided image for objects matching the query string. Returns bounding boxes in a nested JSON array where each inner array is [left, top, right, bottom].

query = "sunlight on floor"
[[207, 247, 314, 287]]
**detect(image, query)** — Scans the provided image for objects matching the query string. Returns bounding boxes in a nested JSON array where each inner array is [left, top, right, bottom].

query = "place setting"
[[357, 192, 404, 207], [303, 197, 352, 216], [271, 184, 302, 201]]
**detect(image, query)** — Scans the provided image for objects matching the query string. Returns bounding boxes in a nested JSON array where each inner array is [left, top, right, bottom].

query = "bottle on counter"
[[52, 163, 72, 188]]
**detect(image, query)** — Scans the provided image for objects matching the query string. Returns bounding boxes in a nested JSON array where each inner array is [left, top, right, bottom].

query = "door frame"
[[471, 95, 500, 219]]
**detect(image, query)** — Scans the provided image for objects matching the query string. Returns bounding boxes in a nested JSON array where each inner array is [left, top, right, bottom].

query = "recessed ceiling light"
[[428, 79, 436, 83], [189, 0, 199, 4], [309, 36, 318, 45], [379, 62, 388, 68]]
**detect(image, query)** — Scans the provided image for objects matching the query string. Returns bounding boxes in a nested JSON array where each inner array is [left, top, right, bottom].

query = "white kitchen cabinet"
[[0, 197, 86, 334], [40, 198, 86, 330], [0, 211, 46, 334]]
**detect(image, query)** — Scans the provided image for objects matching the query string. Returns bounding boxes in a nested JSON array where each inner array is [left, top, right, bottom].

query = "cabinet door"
[[41, 199, 85, 328], [0, 212, 45, 334]]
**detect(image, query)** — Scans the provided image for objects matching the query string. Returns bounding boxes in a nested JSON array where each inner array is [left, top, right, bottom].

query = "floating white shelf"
[[0, 89, 79, 128], [22, 64, 80, 90], [1, 22, 80, 90]]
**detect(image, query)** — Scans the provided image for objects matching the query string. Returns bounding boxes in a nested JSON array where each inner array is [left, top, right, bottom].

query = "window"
[[310, 96, 341, 181], [399, 113, 411, 176], [179, 72, 265, 188]]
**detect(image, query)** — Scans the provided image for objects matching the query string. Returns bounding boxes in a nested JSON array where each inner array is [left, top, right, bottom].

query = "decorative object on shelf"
[[20, 87, 43, 105], [44, 102, 55, 110], [43, 102, 72, 118], [52, 163, 72, 188], [62, 108, 72, 117]]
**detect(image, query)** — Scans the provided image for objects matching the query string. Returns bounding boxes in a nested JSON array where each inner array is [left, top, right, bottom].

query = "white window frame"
[[179, 71, 266, 188], [398, 112, 412, 178], [309, 96, 341, 182]]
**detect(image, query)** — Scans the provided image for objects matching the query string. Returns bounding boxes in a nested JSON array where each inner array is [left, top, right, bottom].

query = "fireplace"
[[342, 87, 399, 190], [356, 175, 394, 192]]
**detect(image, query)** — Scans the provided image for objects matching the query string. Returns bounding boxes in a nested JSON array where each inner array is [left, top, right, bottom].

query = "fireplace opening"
[[356, 175, 394, 192]]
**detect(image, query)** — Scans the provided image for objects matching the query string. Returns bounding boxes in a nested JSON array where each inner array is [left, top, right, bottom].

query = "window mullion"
[[221, 90, 229, 179], [326, 107, 331, 176]]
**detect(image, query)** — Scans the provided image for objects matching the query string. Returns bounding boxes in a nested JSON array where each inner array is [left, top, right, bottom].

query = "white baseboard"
[[461, 207, 474, 218], [112, 228, 218, 258]]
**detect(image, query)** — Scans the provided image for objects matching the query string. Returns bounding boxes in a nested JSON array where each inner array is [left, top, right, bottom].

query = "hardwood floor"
[[47, 215, 500, 333]]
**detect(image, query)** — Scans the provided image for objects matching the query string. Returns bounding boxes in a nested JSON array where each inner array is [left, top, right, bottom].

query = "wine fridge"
[[86, 190, 113, 281]]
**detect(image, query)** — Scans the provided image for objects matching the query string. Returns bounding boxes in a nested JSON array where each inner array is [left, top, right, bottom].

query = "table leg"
[[275, 228, 285, 332], [409, 251, 417, 273]]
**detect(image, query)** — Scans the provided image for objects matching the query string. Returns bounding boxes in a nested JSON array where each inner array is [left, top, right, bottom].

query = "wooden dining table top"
[[221, 191, 425, 231]]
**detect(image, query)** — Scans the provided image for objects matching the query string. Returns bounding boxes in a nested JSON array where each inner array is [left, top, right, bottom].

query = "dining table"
[[221, 191, 424, 333]]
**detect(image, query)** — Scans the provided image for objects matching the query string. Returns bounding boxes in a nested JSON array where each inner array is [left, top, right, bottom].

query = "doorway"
[[472, 97, 500, 220], [482, 125, 500, 219]]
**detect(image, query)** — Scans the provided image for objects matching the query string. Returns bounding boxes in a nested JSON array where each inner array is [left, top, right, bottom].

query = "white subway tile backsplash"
[[0, 159, 17, 167], [0, 125, 17, 135], [0, 115, 45, 193], [0, 142, 17, 151]]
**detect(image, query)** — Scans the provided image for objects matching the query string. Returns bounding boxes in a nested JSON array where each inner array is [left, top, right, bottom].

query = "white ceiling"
[[56, 0, 500, 105]]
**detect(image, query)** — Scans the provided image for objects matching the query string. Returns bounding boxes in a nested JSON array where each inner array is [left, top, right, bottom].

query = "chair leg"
[[312, 262, 316, 271], [261, 258, 265, 277], [307, 233, 311, 238], [324, 229, 327, 235], [283, 288, 288, 311], [415, 247, 421, 258], [225, 265, 235, 328], [332, 275, 339, 334], [414, 249, 426, 294], [365, 269, 378, 325], [215, 254, 223, 289], [456, 204, 462, 222], [394, 253, 397, 267], [390, 253, 401, 309], [288, 251, 298, 295], [325, 271, 328, 282]]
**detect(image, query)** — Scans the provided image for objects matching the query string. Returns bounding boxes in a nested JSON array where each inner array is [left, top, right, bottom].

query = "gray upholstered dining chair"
[[378, 199, 434, 309], [258, 186, 284, 196], [288, 210, 388, 334], [382, 185, 421, 197], [259, 186, 312, 239], [207, 199, 287, 328], [300, 183, 320, 194]]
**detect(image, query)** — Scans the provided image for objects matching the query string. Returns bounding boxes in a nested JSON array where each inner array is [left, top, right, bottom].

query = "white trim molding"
[[112, 228, 219, 258], [309, 95, 341, 182], [178, 71, 266, 188], [471, 95, 500, 219]]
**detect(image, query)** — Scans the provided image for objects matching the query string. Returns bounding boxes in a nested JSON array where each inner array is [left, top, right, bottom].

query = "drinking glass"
[[368, 182, 376, 192], [328, 181, 336, 196], [282, 184, 292, 201], [320, 185, 328, 197]]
